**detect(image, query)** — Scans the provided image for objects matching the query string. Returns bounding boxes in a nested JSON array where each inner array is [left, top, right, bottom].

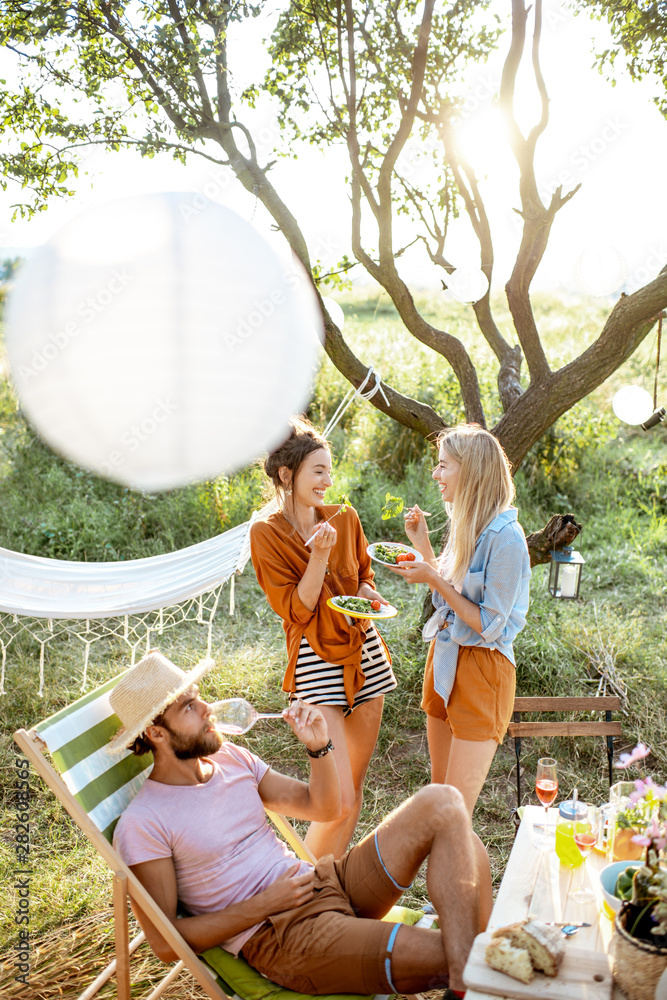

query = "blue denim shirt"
[[426, 507, 531, 705]]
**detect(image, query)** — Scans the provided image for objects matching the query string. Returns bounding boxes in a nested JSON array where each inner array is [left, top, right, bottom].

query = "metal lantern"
[[548, 546, 585, 599]]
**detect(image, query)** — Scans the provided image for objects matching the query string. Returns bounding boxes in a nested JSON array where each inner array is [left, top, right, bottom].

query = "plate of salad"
[[366, 542, 424, 567], [327, 596, 398, 620]]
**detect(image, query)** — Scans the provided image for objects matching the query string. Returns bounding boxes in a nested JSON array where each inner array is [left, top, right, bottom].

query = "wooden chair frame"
[[507, 696, 622, 812], [14, 724, 323, 1000]]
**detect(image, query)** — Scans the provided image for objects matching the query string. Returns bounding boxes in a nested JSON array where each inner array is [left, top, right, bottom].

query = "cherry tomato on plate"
[[396, 552, 416, 562], [370, 600, 381, 611]]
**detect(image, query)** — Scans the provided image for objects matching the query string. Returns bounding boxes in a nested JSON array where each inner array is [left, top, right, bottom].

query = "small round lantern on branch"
[[612, 312, 666, 433], [445, 266, 489, 304]]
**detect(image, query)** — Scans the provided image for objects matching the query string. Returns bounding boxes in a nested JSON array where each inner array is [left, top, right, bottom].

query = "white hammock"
[[0, 517, 257, 620], [1, 367, 388, 694], [0, 506, 275, 695]]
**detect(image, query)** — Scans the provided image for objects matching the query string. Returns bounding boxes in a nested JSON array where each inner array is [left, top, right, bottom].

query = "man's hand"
[[283, 701, 329, 754], [259, 863, 315, 914]]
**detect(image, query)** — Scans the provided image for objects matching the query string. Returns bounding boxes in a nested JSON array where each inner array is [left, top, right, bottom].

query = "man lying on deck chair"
[[109, 651, 492, 999]]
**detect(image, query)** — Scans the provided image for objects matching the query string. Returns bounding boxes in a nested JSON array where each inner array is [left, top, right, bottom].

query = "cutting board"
[[463, 932, 613, 1000]]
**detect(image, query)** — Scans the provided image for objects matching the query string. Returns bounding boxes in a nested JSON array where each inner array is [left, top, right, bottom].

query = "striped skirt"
[[293, 625, 396, 714]]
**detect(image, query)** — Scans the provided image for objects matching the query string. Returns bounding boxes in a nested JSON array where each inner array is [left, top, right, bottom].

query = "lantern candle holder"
[[548, 546, 585, 599]]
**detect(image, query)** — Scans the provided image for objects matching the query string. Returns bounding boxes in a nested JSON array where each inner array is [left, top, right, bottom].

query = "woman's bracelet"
[[310, 554, 329, 566]]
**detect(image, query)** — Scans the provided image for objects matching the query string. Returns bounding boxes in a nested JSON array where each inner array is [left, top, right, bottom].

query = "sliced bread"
[[491, 919, 565, 977], [484, 936, 535, 984]]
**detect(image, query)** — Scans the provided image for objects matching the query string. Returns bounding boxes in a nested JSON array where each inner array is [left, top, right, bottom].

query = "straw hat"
[[107, 649, 215, 754]]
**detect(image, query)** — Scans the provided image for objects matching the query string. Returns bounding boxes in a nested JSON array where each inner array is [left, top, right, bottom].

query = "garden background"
[[0, 286, 666, 997]]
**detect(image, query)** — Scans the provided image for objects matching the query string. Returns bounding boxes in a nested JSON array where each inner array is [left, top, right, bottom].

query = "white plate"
[[366, 542, 424, 567], [327, 596, 398, 620]]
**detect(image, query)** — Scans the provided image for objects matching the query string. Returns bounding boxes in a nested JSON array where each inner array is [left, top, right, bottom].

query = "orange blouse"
[[250, 504, 390, 707]]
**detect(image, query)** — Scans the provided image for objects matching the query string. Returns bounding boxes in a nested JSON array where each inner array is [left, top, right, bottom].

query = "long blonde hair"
[[437, 425, 515, 585]]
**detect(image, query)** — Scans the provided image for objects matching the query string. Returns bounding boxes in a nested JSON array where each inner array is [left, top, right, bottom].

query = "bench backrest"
[[508, 695, 622, 811]]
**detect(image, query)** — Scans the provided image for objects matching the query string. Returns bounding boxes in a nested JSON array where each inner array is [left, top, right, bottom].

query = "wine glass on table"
[[534, 757, 558, 848], [570, 804, 600, 903]]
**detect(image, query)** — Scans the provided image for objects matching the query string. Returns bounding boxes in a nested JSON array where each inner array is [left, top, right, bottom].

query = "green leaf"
[[381, 493, 404, 520]]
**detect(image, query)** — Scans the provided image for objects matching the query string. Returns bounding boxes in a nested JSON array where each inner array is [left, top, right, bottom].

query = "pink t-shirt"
[[113, 742, 312, 954]]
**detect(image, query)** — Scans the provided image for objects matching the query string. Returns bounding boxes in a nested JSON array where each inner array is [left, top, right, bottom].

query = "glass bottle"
[[555, 800, 588, 867]]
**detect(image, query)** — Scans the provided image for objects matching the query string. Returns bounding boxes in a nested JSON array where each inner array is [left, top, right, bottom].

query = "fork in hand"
[[304, 503, 346, 547]]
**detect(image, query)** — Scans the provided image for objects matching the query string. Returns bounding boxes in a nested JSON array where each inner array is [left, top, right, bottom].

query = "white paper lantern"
[[6, 194, 323, 491], [573, 245, 627, 297], [321, 296, 345, 331], [446, 267, 489, 304], [612, 385, 654, 425]]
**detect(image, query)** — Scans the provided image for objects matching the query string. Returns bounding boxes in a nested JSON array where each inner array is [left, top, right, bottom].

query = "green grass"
[[1, 289, 666, 997]]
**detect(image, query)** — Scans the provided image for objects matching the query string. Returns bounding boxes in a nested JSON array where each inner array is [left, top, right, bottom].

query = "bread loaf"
[[491, 919, 565, 977], [484, 936, 535, 984]]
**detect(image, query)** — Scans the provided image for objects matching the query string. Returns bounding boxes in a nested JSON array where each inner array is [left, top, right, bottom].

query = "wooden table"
[[464, 805, 623, 1000]]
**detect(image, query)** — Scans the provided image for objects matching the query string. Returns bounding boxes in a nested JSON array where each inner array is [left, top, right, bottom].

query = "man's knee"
[[410, 783, 468, 830]]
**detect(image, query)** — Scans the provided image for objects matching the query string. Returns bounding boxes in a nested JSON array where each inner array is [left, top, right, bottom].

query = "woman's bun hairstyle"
[[265, 416, 330, 500]]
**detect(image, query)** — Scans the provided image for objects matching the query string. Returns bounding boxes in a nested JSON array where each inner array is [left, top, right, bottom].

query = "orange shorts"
[[421, 642, 515, 743]]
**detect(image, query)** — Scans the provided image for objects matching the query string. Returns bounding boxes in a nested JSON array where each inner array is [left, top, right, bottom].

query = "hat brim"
[[106, 657, 216, 755]]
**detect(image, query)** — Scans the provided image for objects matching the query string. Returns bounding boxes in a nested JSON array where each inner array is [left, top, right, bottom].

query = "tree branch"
[[376, 0, 435, 266], [322, 317, 446, 439], [495, 270, 667, 468], [166, 0, 215, 121]]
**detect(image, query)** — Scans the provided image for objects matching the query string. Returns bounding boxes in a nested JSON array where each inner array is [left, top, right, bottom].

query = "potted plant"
[[612, 744, 667, 1000]]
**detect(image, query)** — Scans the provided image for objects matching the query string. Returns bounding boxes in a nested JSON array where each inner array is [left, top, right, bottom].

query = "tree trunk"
[[524, 513, 583, 567]]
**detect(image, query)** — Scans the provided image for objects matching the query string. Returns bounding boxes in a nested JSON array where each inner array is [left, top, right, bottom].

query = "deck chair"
[[14, 671, 431, 1000], [508, 695, 623, 812]]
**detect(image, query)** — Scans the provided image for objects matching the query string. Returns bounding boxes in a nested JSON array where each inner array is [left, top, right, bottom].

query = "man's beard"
[[164, 722, 223, 760]]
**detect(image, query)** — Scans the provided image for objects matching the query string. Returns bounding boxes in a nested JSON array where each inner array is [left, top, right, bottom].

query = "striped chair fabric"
[[25, 673, 426, 1000]]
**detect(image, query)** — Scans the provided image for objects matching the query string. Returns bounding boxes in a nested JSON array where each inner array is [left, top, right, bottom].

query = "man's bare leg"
[[360, 784, 491, 992]]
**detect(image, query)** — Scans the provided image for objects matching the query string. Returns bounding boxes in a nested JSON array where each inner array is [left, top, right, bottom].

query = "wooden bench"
[[508, 696, 622, 810]]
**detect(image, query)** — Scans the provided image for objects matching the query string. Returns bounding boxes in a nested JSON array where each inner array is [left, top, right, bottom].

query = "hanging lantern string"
[[653, 311, 663, 411], [322, 366, 389, 438]]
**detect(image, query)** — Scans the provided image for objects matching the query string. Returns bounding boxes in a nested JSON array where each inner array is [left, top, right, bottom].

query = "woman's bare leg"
[[427, 714, 498, 816], [443, 736, 498, 816], [426, 714, 453, 784], [304, 696, 384, 859]]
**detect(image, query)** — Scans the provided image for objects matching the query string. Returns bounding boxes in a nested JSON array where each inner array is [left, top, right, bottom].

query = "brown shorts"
[[241, 833, 408, 994], [421, 642, 515, 743]]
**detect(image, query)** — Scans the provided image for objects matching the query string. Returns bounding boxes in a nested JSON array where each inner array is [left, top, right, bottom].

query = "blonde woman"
[[392, 425, 531, 815]]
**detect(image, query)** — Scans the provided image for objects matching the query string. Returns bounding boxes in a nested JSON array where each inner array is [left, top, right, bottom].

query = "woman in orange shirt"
[[250, 418, 395, 858]]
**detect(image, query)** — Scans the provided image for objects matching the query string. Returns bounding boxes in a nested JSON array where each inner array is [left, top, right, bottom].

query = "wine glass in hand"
[[570, 805, 600, 903], [209, 698, 284, 735], [534, 757, 558, 848]]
